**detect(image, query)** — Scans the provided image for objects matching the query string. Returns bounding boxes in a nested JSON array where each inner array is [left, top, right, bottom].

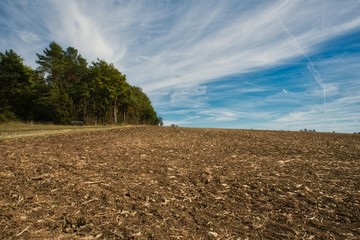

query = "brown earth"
[[0, 126, 359, 239]]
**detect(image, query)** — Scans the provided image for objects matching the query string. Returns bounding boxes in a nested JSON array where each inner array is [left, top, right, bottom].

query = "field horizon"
[[0, 121, 356, 139]]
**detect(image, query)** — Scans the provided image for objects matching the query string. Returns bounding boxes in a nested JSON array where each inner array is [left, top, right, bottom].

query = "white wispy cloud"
[[2, 0, 359, 89], [50, 1, 114, 61], [107, 0, 360, 93]]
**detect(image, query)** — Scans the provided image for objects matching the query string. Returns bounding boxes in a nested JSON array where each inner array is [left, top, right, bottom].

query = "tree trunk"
[[83, 99, 87, 124], [113, 98, 118, 124]]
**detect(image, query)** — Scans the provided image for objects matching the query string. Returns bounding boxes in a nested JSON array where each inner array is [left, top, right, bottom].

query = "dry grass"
[[0, 122, 127, 140]]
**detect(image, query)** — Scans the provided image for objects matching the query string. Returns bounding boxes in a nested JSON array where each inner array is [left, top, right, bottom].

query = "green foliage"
[[124, 86, 159, 125], [0, 50, 36, 120], [0, 42, 161, 125], [0, 111, 17, 123], [0, 114, 6, 123]]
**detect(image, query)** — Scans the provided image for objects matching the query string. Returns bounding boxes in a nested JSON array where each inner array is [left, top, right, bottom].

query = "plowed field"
[[1, 126, 359, 239]]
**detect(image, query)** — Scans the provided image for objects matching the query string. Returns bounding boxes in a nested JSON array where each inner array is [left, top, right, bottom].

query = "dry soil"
[[0, 126, 359, 239]]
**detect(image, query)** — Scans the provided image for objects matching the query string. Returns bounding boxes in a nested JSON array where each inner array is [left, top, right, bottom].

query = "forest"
[[0, 42, 162, 125]]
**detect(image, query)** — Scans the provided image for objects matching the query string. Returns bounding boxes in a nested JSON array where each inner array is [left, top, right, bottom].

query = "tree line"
[[0, 42, 162, 125]]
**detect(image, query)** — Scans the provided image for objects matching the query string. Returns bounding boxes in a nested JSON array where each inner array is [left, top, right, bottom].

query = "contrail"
[[275, 12, 327, 113], [322, 0, 326, 32]]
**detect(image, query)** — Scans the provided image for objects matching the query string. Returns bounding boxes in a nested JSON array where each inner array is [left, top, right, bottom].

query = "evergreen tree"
[[35, 42, 89, 123], [36, 41, 65, 85], [0, 50, 34, 121], [63, 46, 89, 121]]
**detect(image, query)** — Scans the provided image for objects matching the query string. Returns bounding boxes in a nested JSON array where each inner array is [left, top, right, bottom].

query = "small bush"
[[0, 111, 17, 123], [0, 114, 6, 123]]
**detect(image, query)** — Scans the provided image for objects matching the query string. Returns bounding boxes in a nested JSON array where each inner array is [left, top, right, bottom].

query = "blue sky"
[[1, 0, 359, 132]]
